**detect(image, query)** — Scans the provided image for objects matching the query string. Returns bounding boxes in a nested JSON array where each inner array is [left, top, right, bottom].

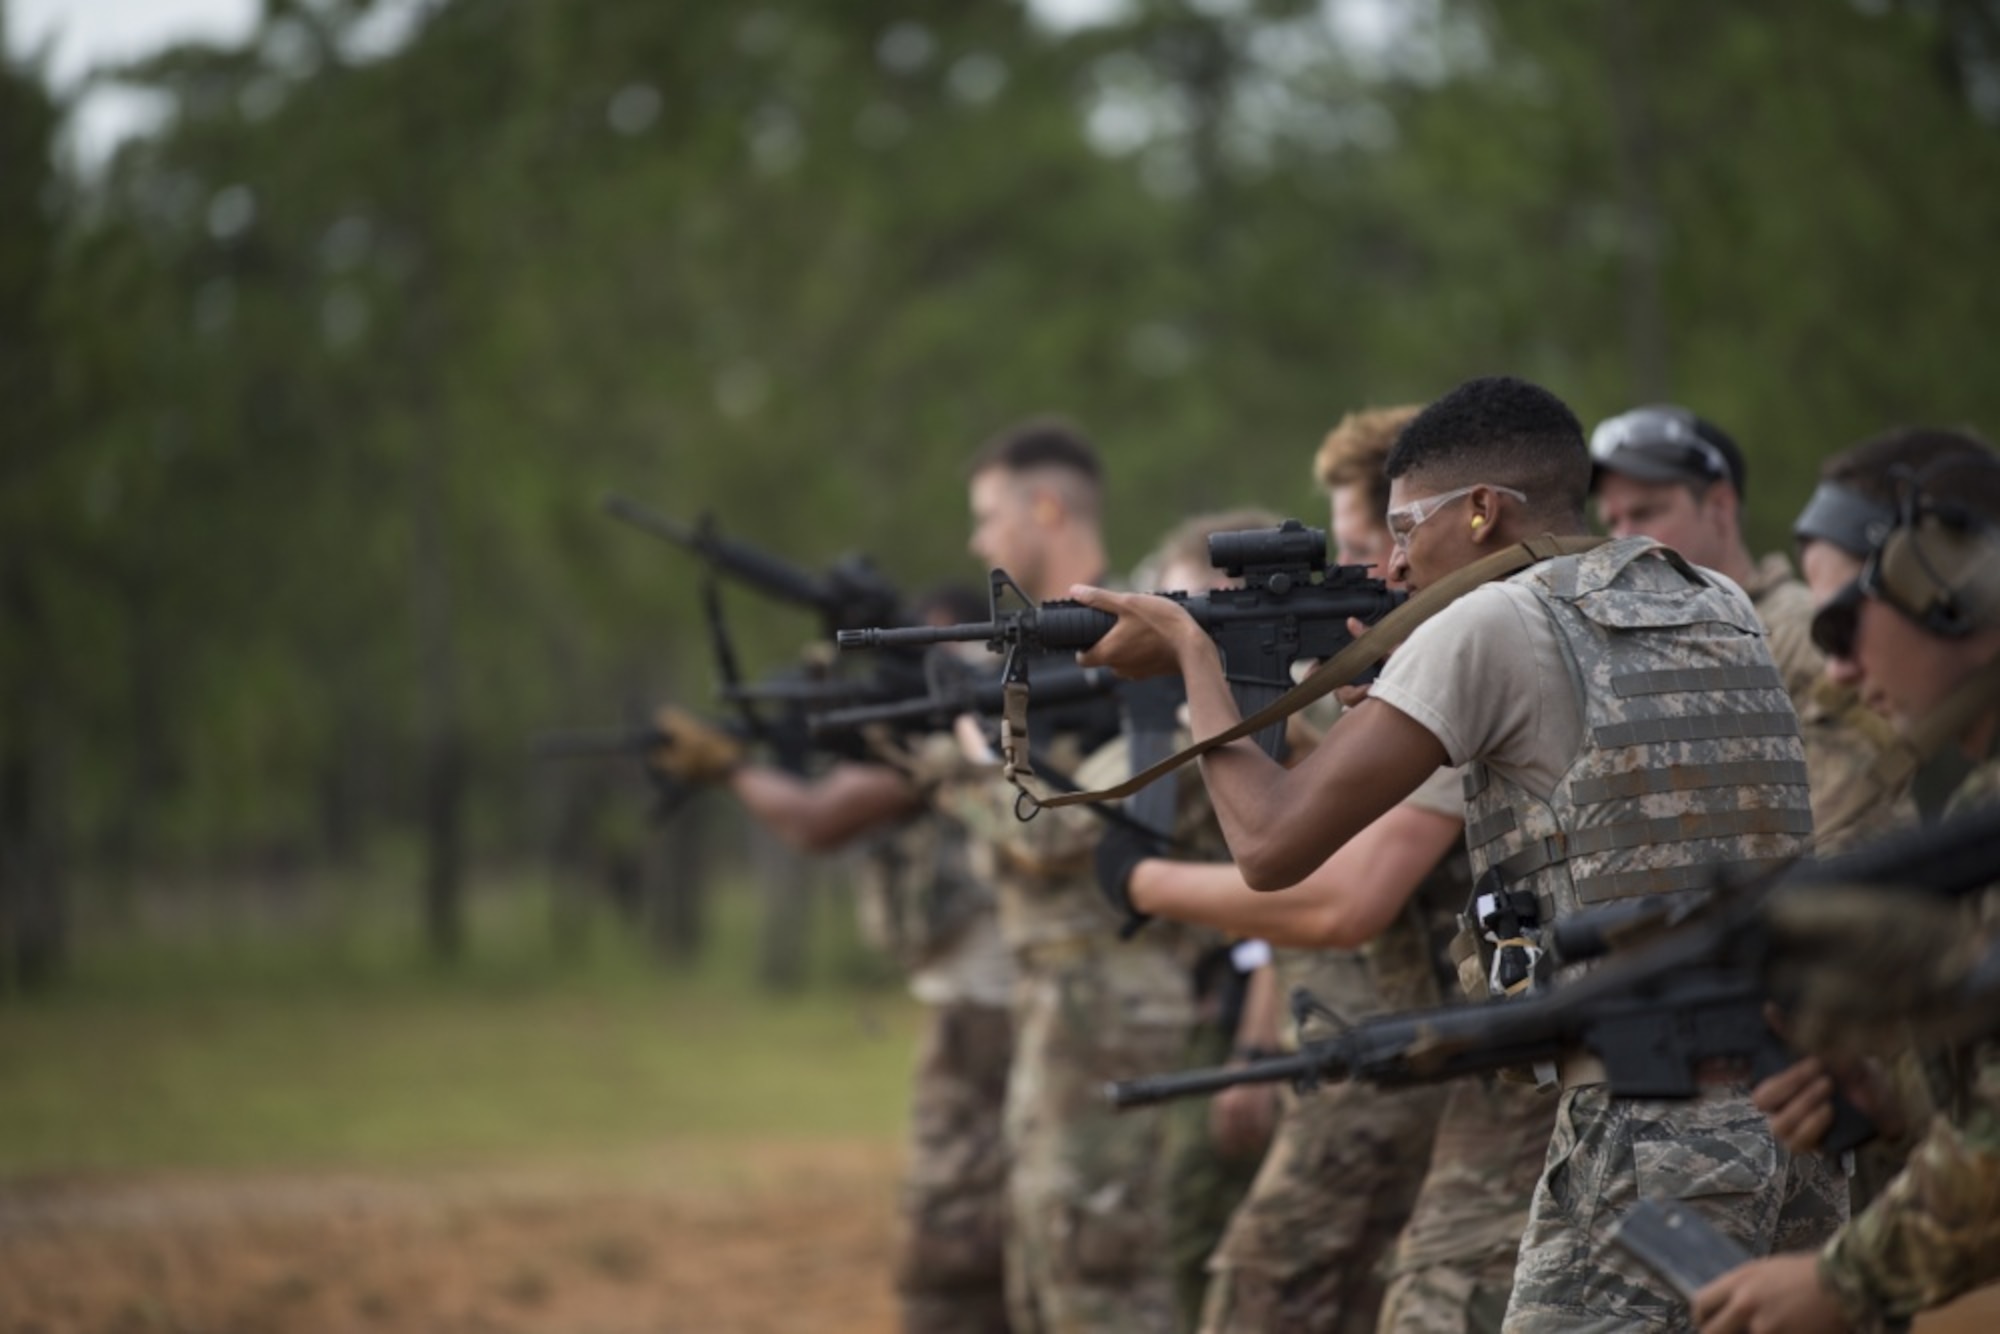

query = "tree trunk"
[[410, 398, 465, 964], [1604, 0, 1674, 401], [0, 561, 67, 993], [647, 791, 711, 963], [749, 825, 812, 991]]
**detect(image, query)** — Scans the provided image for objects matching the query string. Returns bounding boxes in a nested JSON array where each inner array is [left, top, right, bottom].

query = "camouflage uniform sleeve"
[[931, 735, 1110, 876], [1746, 555, 1827, 706], [1817, 1044, 2000, 1330], [1801, 682, 1916, 856], [1817, 769, 2000, 1327]]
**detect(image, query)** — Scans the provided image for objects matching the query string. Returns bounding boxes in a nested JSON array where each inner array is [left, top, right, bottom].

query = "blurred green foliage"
[[4, 0, 1999, 946]]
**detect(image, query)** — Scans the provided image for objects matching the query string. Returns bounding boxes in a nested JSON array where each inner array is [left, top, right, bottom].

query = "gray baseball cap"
[[1589, 405, 1746, 495]]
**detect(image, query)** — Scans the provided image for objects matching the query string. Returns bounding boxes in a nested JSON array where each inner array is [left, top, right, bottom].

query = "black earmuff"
[[1868, 464, 2000, 639]]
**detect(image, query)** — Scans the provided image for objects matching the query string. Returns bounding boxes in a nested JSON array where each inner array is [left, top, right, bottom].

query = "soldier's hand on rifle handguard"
[[647, 706, 746, 784]]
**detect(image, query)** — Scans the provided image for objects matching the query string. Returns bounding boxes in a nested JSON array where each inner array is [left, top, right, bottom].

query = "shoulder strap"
[[1018, 534, 1607, 811]]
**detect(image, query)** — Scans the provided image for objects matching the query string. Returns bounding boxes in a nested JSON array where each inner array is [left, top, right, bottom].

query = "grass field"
[[0, 865, 924, 1177], [0, 866, 929, 1332], [17, 864, 2000, 1334]]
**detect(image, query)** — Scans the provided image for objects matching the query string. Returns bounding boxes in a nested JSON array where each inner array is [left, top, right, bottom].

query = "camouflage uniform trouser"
[[1379, 1077, 1558, 1334], [1503, 1083, 1849, 1332], [896, 999, 1014, 1334], [1198, 1076, 1446, 1333], [1166, 1020, 1268, 1331], [1005, 953, 1190, 1334]]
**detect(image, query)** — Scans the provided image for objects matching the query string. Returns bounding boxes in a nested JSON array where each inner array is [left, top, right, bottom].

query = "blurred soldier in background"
[[1588, 405, 1909, 852], [1121, 508, 1292, 1331], [932, 419, 1227, 1333], [1695, 429, 2000, 1334], [647, 583, 1016, 1334]]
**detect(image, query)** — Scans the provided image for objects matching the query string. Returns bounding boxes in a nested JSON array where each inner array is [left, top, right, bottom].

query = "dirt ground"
[[7, 1139, 2000, 1334], [0, 1140, 904, 1334]]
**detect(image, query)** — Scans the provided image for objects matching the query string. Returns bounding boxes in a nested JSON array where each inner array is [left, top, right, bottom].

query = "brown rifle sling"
[[1012, 534, 1607, 812]]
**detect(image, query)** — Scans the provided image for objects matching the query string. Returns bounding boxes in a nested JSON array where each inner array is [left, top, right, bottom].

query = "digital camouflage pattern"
[[1459, 539, 1815, 990], [940, 731, 1228, 1334], [1448, 541, 1839, 1328], [1200, 875, 1458, 1333], [1378, 1078, 1556, 1334], [897, 998, 1016, 1334], [1508, 1085, 1848, 1332], [1817, 758, 2000, 1331], [1741, 554, 1914, 854]]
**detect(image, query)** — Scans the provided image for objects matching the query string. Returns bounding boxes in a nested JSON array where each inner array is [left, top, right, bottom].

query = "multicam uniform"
[[1816, 746, 2000, 1331], [1739, 552, 1913, 853], [941, 731, 1228, 1334], [1196, 766, 1462, 1334], [1369, 536, 1847, 1332], [1377, 1077, 1558, 1334], [1164, 951, 1266, 1332], [853, 808, 1018, 1334]]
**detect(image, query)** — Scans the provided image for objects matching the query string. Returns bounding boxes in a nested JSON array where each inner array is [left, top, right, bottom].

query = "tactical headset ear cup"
[[1872, 516, 1994, 636]]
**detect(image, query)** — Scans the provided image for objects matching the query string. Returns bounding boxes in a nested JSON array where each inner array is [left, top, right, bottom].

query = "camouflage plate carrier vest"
[[1453, 537, 1815, 1001], [853, 813, 993, 973]]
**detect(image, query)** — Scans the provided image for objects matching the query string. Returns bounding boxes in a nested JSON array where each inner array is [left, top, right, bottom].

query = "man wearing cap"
[[1588, 406, 1907, 852]]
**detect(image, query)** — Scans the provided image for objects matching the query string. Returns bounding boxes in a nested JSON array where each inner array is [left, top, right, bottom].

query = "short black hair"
[[966, 416, 1102, 484], [1385, 376, 1590, 523]]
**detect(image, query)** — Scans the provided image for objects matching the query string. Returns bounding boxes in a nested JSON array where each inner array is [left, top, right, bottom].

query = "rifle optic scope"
[[1208, 518, 1327, 576]]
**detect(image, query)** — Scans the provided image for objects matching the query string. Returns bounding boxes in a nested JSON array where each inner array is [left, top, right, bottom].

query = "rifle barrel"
[[602, 493, 835, 611], [1107, 1050, 1321, 1108], [810, 664, 1120, 734], [838, 621, 1001, 650]]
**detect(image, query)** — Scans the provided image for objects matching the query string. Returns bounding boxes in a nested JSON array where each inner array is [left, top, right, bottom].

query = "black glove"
[[1094, 821, 1165, 940]]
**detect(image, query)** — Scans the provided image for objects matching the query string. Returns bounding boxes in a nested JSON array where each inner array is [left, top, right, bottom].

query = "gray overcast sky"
[[8, 0, 425, 163], [11, 0, 1387, 166]]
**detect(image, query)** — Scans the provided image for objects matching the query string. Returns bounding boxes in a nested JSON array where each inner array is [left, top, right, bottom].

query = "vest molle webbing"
[[1458, 538, 1815, 997]]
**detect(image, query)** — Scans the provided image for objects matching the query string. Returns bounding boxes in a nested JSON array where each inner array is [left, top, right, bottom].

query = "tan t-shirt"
[[1405, 759, 1468, 820], [1366, 581, 1583, 804]]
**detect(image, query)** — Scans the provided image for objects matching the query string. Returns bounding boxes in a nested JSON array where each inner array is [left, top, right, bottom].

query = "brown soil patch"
[[8, 1139, 2000, 1333], [0, 1140, 902, 1334]]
